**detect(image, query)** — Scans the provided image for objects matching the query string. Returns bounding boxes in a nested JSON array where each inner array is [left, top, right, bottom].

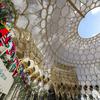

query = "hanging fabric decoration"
[[0, 22, 18, 73]]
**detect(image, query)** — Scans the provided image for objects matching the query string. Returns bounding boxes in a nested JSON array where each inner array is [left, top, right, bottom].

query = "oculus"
[[78, 7, 100, 38]]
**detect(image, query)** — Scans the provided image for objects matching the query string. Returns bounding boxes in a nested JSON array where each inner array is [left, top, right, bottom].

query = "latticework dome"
[[0, 0, 100, 99], [12, 0, 100, 86]]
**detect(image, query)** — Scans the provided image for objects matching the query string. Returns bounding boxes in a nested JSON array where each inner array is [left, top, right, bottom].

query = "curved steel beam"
[[67, 0, 85, 18]]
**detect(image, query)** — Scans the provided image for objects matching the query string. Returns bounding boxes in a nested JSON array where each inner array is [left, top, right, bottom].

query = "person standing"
[[47, 84, 56, 100]]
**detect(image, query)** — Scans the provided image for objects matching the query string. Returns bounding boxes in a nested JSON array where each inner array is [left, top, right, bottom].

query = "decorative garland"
[[0, 0, 18, 74], [0, 22, 19, 74]]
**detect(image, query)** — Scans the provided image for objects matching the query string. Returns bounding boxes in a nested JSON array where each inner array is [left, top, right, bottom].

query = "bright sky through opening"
[[78, 7, 100, 38]]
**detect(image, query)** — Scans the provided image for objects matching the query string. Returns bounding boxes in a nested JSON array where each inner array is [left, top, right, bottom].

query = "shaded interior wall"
[[51, 63, 79, 86]]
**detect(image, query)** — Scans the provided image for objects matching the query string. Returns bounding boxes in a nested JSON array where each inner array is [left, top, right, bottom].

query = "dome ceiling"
[[12, 0, 100, 85]]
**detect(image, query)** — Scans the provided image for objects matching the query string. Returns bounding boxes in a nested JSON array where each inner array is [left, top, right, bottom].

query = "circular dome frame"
[[78, 7, 100, 39], [12, 0, 100, 85]]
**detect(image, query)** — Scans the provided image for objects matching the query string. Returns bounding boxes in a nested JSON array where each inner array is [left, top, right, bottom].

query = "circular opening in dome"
[[78, 7, 100, 38]]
